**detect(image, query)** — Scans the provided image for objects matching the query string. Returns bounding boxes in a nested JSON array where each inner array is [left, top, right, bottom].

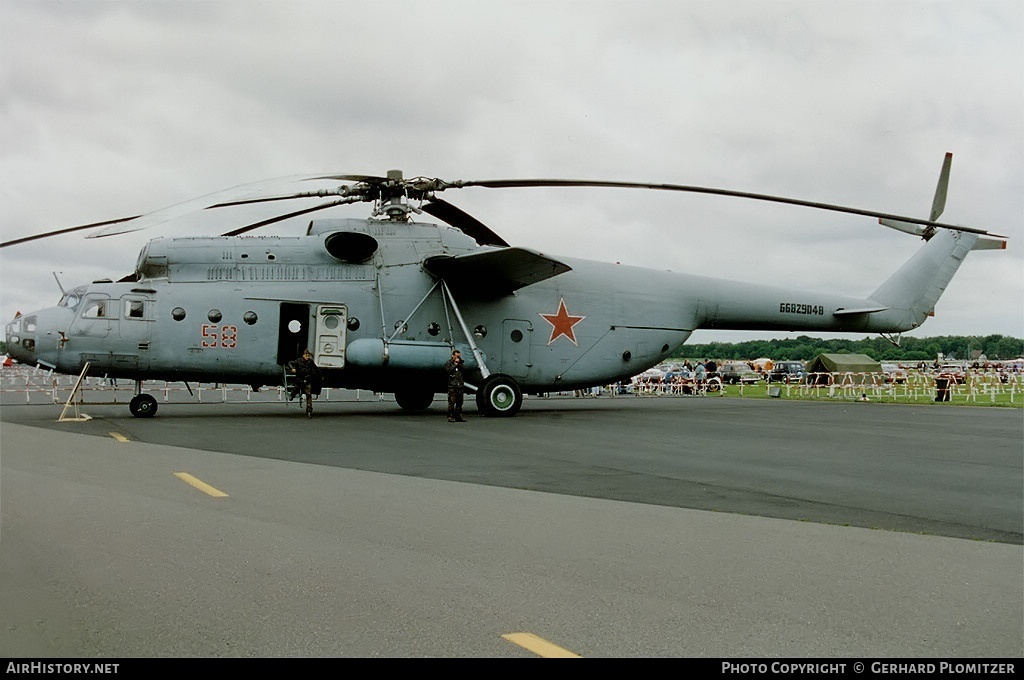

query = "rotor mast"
[[374, 169, 420, 222]]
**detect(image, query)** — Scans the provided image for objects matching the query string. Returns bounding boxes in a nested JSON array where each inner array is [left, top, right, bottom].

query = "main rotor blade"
[[90, 174, 360, 239], [220, 197, 362, 236], [207, 175, 384, 209], [421, 199, 510, 247], [450, 178, 1005, 238], [0, 216, 140, 248], [208, 191, 345, 209], [304, 174, 387, 183]]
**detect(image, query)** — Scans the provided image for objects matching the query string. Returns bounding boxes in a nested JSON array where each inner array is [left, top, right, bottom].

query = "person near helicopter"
[[444, 348, 467, 422], [287, 348, 322, 418]]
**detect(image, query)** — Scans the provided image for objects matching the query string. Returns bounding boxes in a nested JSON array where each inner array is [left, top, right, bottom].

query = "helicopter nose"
[[6, 315, 29, 364], [5, 312, 37, 364], [5, 307, 71, 368]]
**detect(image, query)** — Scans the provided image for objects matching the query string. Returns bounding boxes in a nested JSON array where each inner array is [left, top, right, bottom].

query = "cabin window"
[[82, 298, 108, 319], [427, 322, 440, 336], [208, 309, 223, 323], [510, 329, 523, 343], [124, 299, 145, 319], [243, 311, 258, 325], [474, 324, 487, 339], [171, 307, 186, 321], [347, 317, 360, 331]]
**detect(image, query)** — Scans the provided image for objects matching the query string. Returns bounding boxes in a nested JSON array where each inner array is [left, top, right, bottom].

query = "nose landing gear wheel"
[[476, 375, 523, 417], [129, 393, 158, 418]]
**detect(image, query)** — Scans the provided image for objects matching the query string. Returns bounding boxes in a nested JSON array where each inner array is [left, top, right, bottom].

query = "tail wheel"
[[129, 393, 158, 418], [395, 388, 433, 411], [476, 375, 523, 417]]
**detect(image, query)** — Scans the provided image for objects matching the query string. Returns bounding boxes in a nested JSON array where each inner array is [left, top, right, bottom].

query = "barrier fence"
[[0, 365, 379, 407], [1, 365, 1021, 407], [628, 370, 1022, 405]]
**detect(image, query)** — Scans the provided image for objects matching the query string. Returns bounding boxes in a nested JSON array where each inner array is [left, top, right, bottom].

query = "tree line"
[[677, 335, 1024, 363]]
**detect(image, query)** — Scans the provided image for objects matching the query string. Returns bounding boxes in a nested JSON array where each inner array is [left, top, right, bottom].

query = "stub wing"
[[833, 305, 890, 316], [424, 247, 572, 297]]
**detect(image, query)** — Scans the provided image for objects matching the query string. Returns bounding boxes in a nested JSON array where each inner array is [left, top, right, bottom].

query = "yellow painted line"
[[109, 432, 130, 443], [173, 472, 229, 498], [502, 632, 581, 658]]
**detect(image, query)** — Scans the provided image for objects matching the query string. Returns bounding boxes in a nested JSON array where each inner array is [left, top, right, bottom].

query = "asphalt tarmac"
[[1, 393, 1021, 658]]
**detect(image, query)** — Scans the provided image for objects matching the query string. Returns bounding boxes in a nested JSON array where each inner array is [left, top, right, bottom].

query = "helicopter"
[[1, 154, 1009, 418]]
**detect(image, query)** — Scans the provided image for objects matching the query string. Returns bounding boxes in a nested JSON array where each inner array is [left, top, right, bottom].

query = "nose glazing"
[[5, 314, 36, 363]]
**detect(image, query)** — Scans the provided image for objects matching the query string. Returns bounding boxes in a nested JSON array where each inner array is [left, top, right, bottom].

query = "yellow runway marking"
[[173, 472, 229, 498], [108, 432, 130, 443], [502, 632, 581, 658]]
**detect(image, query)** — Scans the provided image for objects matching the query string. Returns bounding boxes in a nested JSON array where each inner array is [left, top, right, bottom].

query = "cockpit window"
[[60, 286, 87, 311]]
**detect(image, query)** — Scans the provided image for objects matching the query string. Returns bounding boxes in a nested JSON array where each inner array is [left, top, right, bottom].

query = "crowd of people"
[[624, 356, 1024, 396]]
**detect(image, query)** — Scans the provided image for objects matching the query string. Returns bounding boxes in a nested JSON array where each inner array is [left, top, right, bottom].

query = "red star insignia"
[[539, 297, 586, 346]]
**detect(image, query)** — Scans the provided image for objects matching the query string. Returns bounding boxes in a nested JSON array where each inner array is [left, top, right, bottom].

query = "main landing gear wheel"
[[395, 388, 433, 412], [476, 375, 523, 417], [129, 393, 158, 418]]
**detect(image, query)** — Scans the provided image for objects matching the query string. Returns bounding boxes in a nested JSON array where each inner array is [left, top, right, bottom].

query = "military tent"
[[805, 353, 882, 385]]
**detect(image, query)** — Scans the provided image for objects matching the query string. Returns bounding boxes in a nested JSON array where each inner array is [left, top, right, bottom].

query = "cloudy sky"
[[2, 0, 1021, 345]]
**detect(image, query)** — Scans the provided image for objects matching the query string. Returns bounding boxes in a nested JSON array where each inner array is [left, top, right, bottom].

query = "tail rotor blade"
[[930, 152, 952, 222]]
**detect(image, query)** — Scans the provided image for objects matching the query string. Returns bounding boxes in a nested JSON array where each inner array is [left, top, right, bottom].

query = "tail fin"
[[870, 229, 977, 329], [869, 153, 1005, 330], [879, 152, 1007, 250]]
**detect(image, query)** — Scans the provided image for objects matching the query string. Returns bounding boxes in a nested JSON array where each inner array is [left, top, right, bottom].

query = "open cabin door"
[[277, 302, 310, 366], [314, 304, 347, 368]]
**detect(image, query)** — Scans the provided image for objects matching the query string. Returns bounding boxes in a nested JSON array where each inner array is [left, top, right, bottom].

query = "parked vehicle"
[[935, 363, 966, 384], [881, 363, 907, 384], [719, 362, 760, 384], [768, 361, 807, 384]]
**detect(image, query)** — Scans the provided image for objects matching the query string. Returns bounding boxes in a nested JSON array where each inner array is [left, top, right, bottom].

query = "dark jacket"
[[289, 356, 322, 393], [444, 356, 464, 390]]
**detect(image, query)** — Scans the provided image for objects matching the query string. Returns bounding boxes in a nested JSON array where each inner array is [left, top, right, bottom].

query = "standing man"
[[444, 349, 467, 422]]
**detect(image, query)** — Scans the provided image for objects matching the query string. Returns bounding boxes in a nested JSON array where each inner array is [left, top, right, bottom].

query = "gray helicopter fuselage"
[[3, 214, 972, 399]]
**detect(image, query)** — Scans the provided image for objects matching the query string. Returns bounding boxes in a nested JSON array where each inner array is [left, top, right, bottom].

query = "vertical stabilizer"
[[869, 228, 978, 329]]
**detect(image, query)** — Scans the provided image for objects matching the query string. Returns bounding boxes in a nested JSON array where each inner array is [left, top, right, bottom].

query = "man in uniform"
[[444, 349, 467, 422], [288, 348, 320, 418]]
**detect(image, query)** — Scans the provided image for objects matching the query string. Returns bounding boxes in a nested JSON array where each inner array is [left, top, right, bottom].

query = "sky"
[[1, 0, 1021, 346]]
